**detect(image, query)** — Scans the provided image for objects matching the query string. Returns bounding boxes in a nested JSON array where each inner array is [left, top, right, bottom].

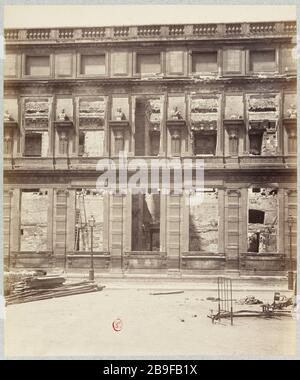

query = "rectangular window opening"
[[192, 52, 218, 73], [131, 193, 160, 251], [74, 189, 104, 252], [20, 189, 48, 252], [136, 54, 161, 75], [249, 50, 276, 73], [194, 133, 216, 155], [189, 189, 219, 253], [247, 188, 278, 253], [25, 56, 50, 76], [80, 55, 106, 75]]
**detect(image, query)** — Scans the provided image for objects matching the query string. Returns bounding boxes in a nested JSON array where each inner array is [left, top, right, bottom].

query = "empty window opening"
[[192, 52, 218, 73], [78, 130, 104, 157], [131, 193, 160, 251], [194, 133, 216, 155], [24, 132, 48, 157], [249, 209, 265, 224], [189, 189, 219, 253], [247, 187, 278, 253], [25, 56, 50, 76], [74, 189, 104, 252], [249, 50, 276, 72], [249, 133, 263, 155], [134, 98, 160, 157], [80, 55, 106, 75], [20, 189, 48, 252]]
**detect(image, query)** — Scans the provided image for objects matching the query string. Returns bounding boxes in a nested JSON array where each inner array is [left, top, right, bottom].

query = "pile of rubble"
[[5, 271, 104, 306]]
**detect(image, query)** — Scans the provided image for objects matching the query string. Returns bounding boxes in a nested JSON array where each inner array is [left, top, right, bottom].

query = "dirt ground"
[[4, 287, 297, 358]]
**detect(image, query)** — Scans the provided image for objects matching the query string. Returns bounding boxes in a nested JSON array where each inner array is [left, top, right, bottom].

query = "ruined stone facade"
[[3, 21, 297, 276]]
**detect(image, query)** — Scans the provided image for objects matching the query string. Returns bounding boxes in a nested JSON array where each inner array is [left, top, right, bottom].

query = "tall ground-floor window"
[[189, 188, 219, 253], [247, 187, 278, 253], [131, 193, 160, 251], [74, 189, 104, 252], [20, 189, 48, 252]]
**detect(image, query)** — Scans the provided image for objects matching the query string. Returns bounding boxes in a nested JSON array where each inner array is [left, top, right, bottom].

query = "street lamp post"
[[88, 215, 96, 281], [287, 216, 295, 291]]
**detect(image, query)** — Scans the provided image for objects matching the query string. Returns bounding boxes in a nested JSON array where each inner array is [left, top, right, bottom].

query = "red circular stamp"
[[112, 318, 123, 332]]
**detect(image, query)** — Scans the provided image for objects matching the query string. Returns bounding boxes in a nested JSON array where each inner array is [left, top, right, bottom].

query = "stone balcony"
[[4, 21, 296, 45]]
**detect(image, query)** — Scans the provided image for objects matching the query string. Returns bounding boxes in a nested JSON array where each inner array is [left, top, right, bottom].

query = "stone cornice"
[[4, 74, 297, 89]]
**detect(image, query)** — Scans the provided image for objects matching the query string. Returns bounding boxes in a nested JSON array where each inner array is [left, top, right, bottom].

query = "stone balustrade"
[[4, 21, 296, 43]]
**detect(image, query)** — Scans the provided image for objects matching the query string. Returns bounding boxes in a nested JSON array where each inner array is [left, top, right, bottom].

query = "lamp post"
[[88, 215, 96, 281], [287, 215, 295, 291]]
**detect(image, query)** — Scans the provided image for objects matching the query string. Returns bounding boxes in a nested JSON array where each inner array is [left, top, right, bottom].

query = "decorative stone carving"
[[191, 120, 217, 133], [115, 107, 126, 121], [24, 99, 49, 130], [224, 119, 244, 156], [248, 120, 276, 134], [247, 94, 279, 121], [57, 109, 69, 121], [144, 98, 162, 133], [286, 105, 297, 119], [4, 110, 13, 122], [190, 96, 219, 133], [170, 106, 183, 120], [54, 109, 74, 155], [79, 98, 106, 128], [25, 100, 49, 116]]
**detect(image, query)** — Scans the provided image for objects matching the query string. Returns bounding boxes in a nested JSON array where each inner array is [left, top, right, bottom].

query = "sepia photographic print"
[[1, 2, 299, 361]]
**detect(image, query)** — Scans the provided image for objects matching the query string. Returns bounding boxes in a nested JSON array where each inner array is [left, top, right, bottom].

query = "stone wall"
[[189, 189, 219, 253], [20, 190, 48, 251]]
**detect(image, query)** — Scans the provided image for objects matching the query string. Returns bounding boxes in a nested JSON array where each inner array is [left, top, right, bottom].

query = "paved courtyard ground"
[[4, 286, 297, 358]]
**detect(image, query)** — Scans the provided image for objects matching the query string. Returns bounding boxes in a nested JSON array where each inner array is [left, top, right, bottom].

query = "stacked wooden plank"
[[5, 277, 104, 306]]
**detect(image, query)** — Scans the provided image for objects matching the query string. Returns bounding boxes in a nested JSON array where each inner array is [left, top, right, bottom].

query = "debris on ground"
[[4, 270, 47, 296], [272, 293, 294, 309], [236, 296, 263, 305], [5, 271, 105, 305], [150, 290, 184, 296], [206, 297, 221, 302]]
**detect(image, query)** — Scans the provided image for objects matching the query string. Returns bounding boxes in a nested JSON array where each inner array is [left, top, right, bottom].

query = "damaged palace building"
[[3, 21, 297, 276]]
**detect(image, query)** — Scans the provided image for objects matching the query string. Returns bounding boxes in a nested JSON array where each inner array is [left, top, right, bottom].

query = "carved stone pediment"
[[248, 120, 276, 134], [223, 119, 244, 128], [4, 120, 18, 129], [166, 120, 186, 130], [191, 120, 217, 133], [109, 120, 129, 129], [54, 120, 74, 131]]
